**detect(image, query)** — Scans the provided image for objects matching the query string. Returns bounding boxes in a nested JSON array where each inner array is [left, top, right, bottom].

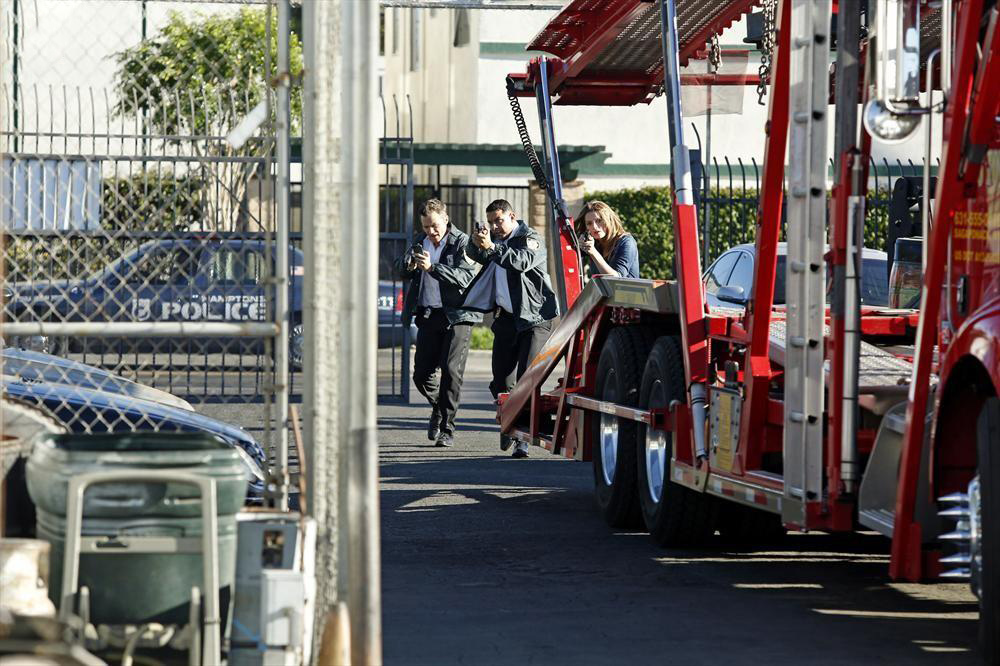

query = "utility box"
[[230, 513, 315, 666]]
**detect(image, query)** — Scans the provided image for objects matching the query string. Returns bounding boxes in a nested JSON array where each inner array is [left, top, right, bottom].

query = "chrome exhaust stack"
[[864, 0, 924, 143]]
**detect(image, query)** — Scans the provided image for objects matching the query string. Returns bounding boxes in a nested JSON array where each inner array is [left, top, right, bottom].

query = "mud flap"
[[858, 399, 941, 542]]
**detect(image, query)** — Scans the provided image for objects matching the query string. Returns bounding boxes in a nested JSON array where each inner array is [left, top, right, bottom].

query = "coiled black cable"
[[507, 79, 585, 288], [508, 91, 549, 190]]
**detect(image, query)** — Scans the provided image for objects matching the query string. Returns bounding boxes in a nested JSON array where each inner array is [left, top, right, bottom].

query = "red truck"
[[499, 0, 1000, 661]]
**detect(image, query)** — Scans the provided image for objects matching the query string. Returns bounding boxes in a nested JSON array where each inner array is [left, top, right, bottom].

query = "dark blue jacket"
[[590, 233, 640, 278], [463, 221, 559, 331], [395, 227, 482, 327]]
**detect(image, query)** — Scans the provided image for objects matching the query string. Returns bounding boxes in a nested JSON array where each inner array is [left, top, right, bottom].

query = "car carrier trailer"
[[497, 0, 1000, 661]]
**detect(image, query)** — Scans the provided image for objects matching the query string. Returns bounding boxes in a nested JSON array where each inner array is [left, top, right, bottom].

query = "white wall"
[[382, 7, 480, 185]]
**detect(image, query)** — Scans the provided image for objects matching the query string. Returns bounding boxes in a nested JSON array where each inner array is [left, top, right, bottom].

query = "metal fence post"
[[303, 0, 381, 663], [301, 0, 341, 658], [273, 0, 292, 511], [339, 1, 382, 661]]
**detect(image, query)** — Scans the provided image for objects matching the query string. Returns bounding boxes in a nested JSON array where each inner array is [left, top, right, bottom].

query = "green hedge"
[[585, 185, 891, 280]]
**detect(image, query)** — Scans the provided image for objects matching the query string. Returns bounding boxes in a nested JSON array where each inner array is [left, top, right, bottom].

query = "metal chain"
[[756, 0, 776, 105], [709, 34, 722, 73]]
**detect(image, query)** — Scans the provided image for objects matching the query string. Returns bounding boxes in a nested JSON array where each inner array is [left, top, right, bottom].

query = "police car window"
[[242, 250, 265, 284], [705, 251, 740, 296], [208, 248, 265, 285], [129, 246, 198, 285]]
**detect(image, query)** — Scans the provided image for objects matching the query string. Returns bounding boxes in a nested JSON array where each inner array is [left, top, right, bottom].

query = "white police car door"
[[200, 243, 267, 322]]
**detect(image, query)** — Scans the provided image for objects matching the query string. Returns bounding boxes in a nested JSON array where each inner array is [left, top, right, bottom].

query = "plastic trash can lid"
[[48, 432, 230, 452]]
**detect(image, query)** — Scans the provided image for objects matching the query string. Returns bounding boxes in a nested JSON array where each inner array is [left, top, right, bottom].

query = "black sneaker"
[[511, 442, 529, 458], [435, 433, 453, 448], [500, 434, 515, 452], [428, 410, 441, 441]]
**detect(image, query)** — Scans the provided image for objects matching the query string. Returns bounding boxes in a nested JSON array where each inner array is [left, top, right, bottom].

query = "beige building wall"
[[381, 7, 480, 187]]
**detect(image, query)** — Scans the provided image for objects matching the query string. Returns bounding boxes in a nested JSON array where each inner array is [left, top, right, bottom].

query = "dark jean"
[[488, 311, 553, 400], [413, 308, 473, 436]]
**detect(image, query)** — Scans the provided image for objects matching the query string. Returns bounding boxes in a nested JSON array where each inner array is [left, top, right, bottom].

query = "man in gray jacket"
[[465, 199, 558, 458], [396, 198, 482, 447]]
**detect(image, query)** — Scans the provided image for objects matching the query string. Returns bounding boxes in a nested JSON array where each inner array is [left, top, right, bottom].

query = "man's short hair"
[[485, 199, 514, 215], [420, 198, 447, 218]]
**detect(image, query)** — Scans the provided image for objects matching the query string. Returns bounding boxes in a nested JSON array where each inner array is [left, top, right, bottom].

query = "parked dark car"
[[378, 280, 417, 348], [2, 346, 194, 411], [703, 243, 889, 309], [3, 238, 305, 367], [1, 370, 268, 500]]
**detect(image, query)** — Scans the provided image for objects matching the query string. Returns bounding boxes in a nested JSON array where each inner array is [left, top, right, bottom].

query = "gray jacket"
[[463, 221, 559, 331], [395, 227, 483, 327]]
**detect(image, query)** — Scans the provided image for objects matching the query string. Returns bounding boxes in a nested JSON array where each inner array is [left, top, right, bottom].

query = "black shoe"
[[500, 434, 515, 452], [435, 433, 453, 448], [511, 442, 529, 459], [428, 411, 441, 441]]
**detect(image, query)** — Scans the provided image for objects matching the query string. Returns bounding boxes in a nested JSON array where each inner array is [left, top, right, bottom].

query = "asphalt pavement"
[[378, 350, 980, 666]]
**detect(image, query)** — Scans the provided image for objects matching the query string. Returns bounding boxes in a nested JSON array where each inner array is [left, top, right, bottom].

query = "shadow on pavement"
[[380, 454, 979, 666]]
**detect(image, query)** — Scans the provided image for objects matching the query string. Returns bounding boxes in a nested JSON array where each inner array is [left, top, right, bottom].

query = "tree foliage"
[[108, 9, 304, 231], [111, 8, 304, 137]]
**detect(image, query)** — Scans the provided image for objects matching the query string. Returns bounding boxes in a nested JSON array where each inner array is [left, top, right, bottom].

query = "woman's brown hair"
[[578, 200, 626, 258]]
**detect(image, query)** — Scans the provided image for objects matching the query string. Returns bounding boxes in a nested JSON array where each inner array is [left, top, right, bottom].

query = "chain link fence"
[[1, 0, 296, 477]]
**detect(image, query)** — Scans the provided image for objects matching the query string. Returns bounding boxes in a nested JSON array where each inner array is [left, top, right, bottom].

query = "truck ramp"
[[498, 278, 678, 435]]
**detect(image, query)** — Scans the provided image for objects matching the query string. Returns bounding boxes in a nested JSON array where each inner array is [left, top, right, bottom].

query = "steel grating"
[[919, 8, 942, 69], [525, 0, 756, 104], [525, 2, 947, 105], [768, 319, 914, 391]]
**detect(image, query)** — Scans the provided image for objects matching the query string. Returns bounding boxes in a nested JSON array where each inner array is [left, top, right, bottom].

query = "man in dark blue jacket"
[[464, 199, 558, 458], [396, 199, 482, 447]]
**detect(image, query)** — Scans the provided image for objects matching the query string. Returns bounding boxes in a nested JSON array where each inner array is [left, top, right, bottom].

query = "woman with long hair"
[[577, 200, 640, 278]]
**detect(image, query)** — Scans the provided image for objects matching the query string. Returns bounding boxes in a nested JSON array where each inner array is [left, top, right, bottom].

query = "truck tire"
[[636, 336, 717, 546], [591, 325, 655, 528], [978, 397, 1000, 665]]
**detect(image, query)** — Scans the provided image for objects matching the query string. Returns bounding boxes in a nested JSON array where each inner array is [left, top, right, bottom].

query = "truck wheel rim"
[[600, 412, 618, 486], [646, 426, 666, 504]]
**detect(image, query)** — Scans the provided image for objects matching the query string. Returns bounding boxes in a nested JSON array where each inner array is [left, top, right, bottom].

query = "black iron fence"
[[696, 157, 931, 264]]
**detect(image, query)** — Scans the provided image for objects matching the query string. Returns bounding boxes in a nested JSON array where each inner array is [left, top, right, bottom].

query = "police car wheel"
[[289, 322, 304, 369]]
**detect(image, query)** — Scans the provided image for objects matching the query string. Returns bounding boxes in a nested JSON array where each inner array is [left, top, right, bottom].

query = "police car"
[[4, 239, 305, 367]]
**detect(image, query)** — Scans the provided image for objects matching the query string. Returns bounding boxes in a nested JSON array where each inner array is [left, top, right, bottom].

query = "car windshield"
[[773, 257, 887, 307]]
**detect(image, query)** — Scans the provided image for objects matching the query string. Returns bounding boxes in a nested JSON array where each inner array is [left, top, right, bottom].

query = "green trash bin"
[[26, 432, 249, 625]]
